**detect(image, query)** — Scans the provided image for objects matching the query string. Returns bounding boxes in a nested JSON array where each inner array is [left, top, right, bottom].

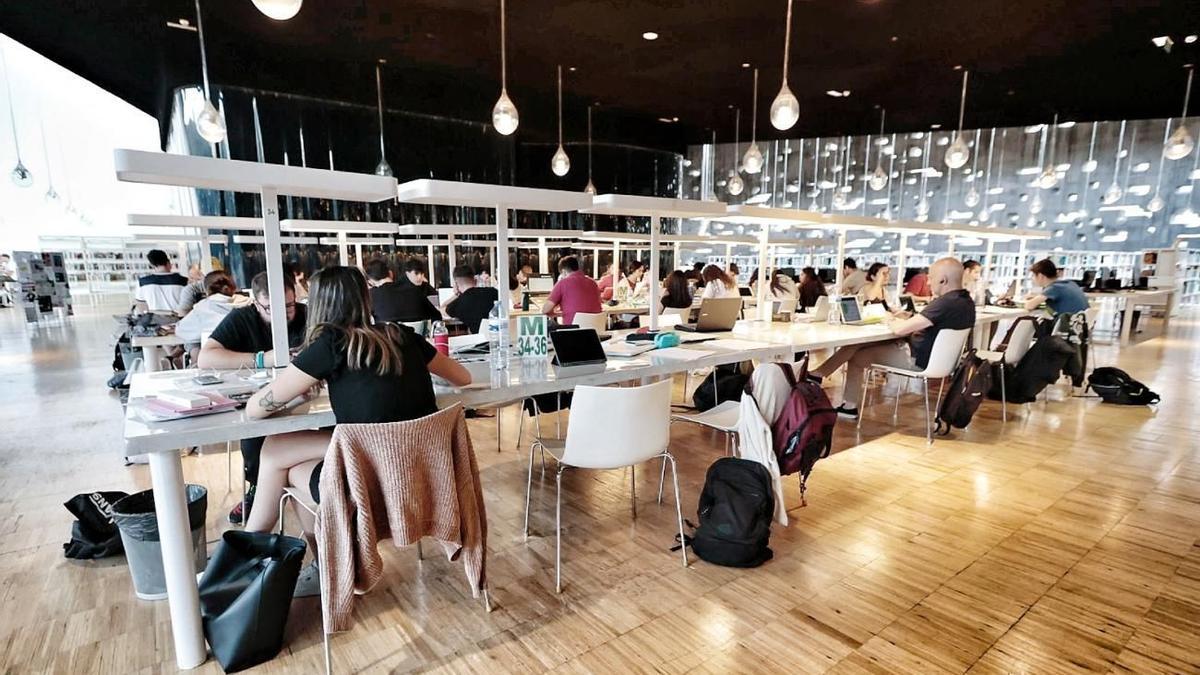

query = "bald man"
[[811, 257, 976, 419]]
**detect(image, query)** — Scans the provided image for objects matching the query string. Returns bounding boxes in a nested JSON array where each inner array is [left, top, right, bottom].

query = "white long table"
[[118, 314, 1011, 665], [130, 334, 186, 373], [1086, 289, 1176, 346]]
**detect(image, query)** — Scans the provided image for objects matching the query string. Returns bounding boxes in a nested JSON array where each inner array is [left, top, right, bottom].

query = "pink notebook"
[[138, 391, 240, 422]]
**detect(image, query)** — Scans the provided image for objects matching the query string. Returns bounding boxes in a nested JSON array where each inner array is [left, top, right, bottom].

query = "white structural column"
[[337, 231, 349, 266], [673, 241, 681, 271], [612, 241, 621, 296], [649, 215, 661, 330], [835, 230, 847, 291], [1017, 238, 1028, 297], [725, 243, 734, 272], [592, 252, 598, 278], [983, 239, 995, 292], [947, 237, 956, 258], [261, 188, 290, 367], [896, 232, 909, 297], [199, 229, 213, 273], [354, 244, 363, 270], [495, 205, 510, 319], [426, 243, 436, 276], [148, 451, 206, 669], [757, 226, 770, 321], [448, 235, 458, 277], [538, 238, 549, 275]]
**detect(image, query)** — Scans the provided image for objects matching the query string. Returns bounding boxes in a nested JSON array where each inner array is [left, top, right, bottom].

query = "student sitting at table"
[[808, 258, 975, 419], [597, 262, 619, 302], [174, 264, 206, 317], [544, 255, 602, 325], [798, 266, 828, 310], [660, 270, 693, 312], [840, 258, 868, 296], [904, 267, 933, 300], [1024, 258, 1088, 315], [858, 262, 892, 308], [768, 270, 799, 302], [135, 249, 189, 314], [365, 258, 442, 326], [242, 266, 471, 594], [397, 255, 438, 298], [700, 264, 737, 299], [445, 264, 499, 333], [962, 260, 986, 305], [174, 270, 243, 357], [198, 269, 308, 524]]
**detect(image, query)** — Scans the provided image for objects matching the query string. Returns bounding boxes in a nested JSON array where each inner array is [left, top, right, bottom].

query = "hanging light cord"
[[1047, 113, 1058, 167], [733, 107, 741, 170], [195, 0, 212, 98], [751, 68, 759, 144], [0, 42, 21, 156], [556, 65, 563, 146], [499, 0, 508, 91], [1181, 66, 1194, 118], [587, 105, 593, 180], [877, 108, 886, 162], [1114, 119, 1126, 175], [781, 0, 793, 83], [375, 61, 386, 158], [956, 70, 969, 134]]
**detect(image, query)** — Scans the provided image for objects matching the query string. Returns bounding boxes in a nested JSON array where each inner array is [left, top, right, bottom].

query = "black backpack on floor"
[[1088, 367, 1160, 405], [690, 458, 774, 568], [935, 349, 993, 435]]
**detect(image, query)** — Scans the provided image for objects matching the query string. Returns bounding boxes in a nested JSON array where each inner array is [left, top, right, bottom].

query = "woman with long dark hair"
[[243, 266, 471, 543], [798, 266, 827, 309], [660, 270, 693, 310], [700, 264, 736, 299], [858, 262, 892, 305]]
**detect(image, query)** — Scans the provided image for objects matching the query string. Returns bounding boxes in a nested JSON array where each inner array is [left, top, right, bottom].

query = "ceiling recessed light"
[[953, 64, 962, 71], [1187, 35, 1198, 44], [824, 90, 850, 98], [890, 36, 898, 42], [741, 62, 750, 68], [568, 66, 576, 72], [930, 123, 942, 129], [657, 117, 674, 123], [1151, 35, 1173, 52], [642, 31, 658, 41], [672, 116, 679, 122]]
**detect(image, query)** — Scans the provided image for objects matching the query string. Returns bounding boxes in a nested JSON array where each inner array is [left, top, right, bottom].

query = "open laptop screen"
[[550, 328, 607, 367], [838, 297, 862, 323]]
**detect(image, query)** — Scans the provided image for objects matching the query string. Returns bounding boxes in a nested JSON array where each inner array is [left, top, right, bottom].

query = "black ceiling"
[[3, 0, 1199, 153]]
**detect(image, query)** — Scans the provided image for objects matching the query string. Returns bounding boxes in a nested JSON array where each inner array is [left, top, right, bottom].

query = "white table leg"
[[142, 345, 162, 373], [148, 452, 207, 669], [1119, 298, 1135, 347]]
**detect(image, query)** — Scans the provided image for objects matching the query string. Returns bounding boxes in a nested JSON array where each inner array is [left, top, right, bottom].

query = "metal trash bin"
[[112, 485, 208, 600]]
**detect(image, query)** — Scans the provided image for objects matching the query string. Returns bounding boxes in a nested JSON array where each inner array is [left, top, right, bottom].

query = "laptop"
[[675, 297, 742, 333], [898, 295, 918, 314], [527, 276, 554, 293], [738, 286, 753, 297], [838, 297, 885, 326], [550, 328, 608, 367], [793, 295, 830, 323], [437, 288, 456, 306]]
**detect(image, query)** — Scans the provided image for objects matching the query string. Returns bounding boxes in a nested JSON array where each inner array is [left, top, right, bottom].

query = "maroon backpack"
[[770, 361, 837, 505]]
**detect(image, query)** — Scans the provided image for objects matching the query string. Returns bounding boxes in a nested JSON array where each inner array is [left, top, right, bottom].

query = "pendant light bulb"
[[196, 99, 227, 144], [727, 172, 745, 196], [944, 134, 970, 169], [1147, 192, 1166, 213], [584, 179, 597, 195], [831, 190, 848, 210], [868, 164, 888, 191], [1164, 125, 1194, 161], [1082, 159, 1098, 173], [374, 158, 393, 177], [771, 0, 799, 130], [492, 0, 518, 135], [770, 84, 799, 131], [10, 161, 32, 188], [1037, 166, 1058, 190], [551, 145, 570, 176], [251, 0, 302, 20], [964, 186, 980, 207], [742, 143, 764, 174], [1103, 182, 1123, 204]]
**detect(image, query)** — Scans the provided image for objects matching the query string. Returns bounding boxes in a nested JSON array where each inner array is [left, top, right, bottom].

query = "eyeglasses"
[[256, 299, 297, 314]]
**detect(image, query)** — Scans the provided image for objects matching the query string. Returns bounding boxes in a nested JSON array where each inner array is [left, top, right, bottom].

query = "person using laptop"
[[365, 258, 442, 324], [676, 296, 742, 332], [660, 270, 693, 311], [445, 264, 499, 333], [543, 255, 602, 325], [134, 249, 189, 314], [857, 263, 892, 308], [798, 266, 827, 310], [198, 270, 308, 523], [809, 258, 975, 419], [1024, 258, 1089, 315], [839, 258, 868, 296], [700, 264, 737, 299]]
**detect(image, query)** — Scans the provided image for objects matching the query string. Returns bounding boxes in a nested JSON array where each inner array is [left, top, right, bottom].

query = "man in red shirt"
[[544, 255, 602, 325]]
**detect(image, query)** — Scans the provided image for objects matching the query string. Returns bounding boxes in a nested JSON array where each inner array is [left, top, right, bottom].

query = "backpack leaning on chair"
[[934, 349, 993, 435], [770, 360, 836, 505], [688, 457, 775, 568], [1087, 367, 1160, 406]]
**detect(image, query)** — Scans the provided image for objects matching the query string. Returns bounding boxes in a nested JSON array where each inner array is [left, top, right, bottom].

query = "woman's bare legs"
[[244, 430, 331, 533], [286, 459, 322, 533]]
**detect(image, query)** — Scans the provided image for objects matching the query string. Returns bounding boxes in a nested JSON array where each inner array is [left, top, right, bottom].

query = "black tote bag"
[[198, 530, 307, 672]]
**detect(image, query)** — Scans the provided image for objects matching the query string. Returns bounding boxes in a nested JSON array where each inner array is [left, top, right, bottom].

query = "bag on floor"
[[199, 530, 307, 673], [771, 361, 836, 482], [692, 362, 752, 412], [934, 349, 992, 435], [1087, 367, 1160, 406], [690, 458, 774, 568], [62, 491, 129, 559]]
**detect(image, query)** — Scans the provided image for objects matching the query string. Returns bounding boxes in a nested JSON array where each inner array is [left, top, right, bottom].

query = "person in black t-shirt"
[[365, 258, 442, 325], [810, 258, 975, 419], [197, 270, 306, 523], [445, 264, 499, 333], [397, 256, 438, 298], [242, 266, 470, 544]]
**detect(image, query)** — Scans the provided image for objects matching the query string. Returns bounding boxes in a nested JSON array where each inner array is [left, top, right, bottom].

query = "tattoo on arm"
[[258, 388, 288, 413]]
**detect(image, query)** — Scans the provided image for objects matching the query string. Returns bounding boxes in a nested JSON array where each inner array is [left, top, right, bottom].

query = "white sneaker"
[[293, 561, 321, 598]]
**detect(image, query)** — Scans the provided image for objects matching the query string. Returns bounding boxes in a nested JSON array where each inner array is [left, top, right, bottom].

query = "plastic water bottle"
[[487, 301, 509, 369], [432, 321, 449, 356], [828, 295, 842, 325]]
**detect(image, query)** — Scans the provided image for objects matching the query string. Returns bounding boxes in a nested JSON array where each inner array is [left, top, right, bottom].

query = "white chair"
[[857, 328, 971, 443], [671, 400, 741, 455], [637, 313, 683, 329], [976, 318, 1036, 421], [523, 379, 686, 593], [571, 311, 607, 334]]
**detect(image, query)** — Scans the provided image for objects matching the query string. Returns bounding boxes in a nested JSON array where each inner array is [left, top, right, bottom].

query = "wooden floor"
[[1, 304, 1198, 674]]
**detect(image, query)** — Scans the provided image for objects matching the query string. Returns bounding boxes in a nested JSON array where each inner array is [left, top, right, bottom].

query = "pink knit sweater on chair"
[[315, 404, 488, 633]]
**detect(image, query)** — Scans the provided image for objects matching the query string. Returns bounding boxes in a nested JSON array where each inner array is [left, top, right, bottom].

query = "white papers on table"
[[651, 347, 715, 361], [704, 338, 770, 352], [676, 333, 715, 343]]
